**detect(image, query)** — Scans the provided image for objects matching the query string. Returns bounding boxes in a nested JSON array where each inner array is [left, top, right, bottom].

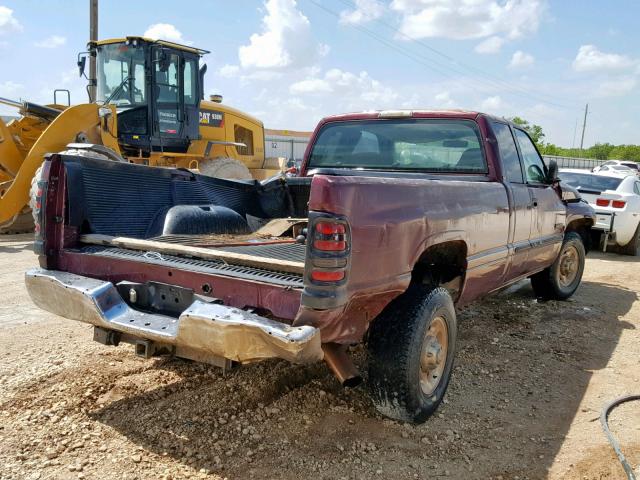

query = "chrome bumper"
[[25, 268, 322, 364]]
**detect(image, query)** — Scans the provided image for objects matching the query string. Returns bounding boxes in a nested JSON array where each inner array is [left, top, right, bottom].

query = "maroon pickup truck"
[[26, 110, 594, 423]]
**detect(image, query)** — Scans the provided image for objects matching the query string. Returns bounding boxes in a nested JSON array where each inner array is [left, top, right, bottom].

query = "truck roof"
[[320, 109, 482, 123]]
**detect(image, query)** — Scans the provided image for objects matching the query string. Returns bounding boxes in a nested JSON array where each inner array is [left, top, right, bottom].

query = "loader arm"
[[0, 117, 24, 177], [0, 103, 119, 227]]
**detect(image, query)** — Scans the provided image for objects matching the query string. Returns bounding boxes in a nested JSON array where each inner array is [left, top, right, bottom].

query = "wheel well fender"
[[411, 240, 468, 300], [566, 217, 594, 252]]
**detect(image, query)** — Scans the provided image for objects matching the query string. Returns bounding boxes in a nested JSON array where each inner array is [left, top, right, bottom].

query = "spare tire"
[[199, 157, 252, 180]]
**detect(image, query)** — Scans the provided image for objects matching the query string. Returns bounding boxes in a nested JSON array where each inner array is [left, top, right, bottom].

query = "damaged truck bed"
[[26, 110, 595, 423]]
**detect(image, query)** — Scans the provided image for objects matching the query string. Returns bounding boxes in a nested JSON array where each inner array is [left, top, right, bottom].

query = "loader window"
[[184, 59, 198, 106], [155, 53, 179, 103], [234, 125, 254, 156], [97, 43, 146, 106]]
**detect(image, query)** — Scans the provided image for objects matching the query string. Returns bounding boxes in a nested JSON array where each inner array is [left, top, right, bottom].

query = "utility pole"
[[579, 103, 588, 153], [88, 0, 98, 102], [571, 118, 578, 149]]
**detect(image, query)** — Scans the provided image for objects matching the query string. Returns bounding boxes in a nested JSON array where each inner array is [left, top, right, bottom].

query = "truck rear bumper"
[[25, 268, 323, 364]]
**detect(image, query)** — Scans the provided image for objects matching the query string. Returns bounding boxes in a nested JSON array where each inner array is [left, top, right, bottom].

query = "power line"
[[335, 0, 583, 109], [308, 0, 583, 111]]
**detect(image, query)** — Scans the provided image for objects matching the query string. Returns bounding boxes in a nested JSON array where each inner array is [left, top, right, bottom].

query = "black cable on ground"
[[601, 394, 640, 480]]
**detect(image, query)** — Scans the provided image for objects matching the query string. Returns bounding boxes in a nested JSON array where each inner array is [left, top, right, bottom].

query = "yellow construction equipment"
[[0, 36, 280, 233]]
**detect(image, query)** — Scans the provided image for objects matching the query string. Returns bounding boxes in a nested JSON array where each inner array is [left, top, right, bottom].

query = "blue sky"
[[0, 0, 638, 147]]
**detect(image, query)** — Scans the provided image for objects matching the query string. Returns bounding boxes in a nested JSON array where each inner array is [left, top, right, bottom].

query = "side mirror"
[[77, 54, 87, 77], [546, 159, 558, 184]]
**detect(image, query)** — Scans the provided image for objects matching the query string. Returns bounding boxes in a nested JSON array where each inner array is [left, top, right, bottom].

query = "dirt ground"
[[1, 233, 639, 480]]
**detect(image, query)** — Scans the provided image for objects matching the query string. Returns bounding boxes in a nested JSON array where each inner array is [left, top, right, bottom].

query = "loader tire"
[[0, 209, 35, 234], [199, 157, 252, 180], [0, 179, 35, 234], [29, 164, 44, 228]]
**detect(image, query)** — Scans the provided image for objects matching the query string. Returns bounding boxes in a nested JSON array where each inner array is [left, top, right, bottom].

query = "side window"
[[184, 59, 198, 106], [513, 129, 546, 184], [155, 52, 180, 103], [133, 63, 145, 103], [635, 182, 640, 195], [234, 125, 254, 156], [491, 121, 523, 183]]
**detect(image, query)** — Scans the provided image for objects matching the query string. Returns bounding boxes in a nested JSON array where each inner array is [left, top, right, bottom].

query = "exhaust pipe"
[[322, 343, 362, 388]]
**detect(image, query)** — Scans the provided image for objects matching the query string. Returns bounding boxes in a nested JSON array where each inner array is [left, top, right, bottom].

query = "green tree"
[[509, 116, 546, 146], [588, 143, 615, 160]]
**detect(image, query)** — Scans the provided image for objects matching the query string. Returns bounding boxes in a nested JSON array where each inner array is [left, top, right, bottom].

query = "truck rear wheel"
[[530, 231, 585, 300], [367, 285, 457, 423]]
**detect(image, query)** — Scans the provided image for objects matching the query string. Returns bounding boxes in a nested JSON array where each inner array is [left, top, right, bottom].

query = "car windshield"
[[308, 119, 486, 173], [558, 171, 622, 192], [96, 43, 146, 106], [620, 163, 639, 171]]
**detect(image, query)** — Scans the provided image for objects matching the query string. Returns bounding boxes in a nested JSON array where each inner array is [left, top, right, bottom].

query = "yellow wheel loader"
[[0, 37, 281, 233]]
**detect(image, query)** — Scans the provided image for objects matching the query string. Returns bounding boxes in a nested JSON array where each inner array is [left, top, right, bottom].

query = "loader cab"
[[93, 37, 209, 155]]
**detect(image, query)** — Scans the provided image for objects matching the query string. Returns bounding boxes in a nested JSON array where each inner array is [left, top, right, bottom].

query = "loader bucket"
[[0, 103, 117, 230]]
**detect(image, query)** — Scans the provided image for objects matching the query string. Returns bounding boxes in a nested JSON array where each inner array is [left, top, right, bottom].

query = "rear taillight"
[[596, 198, 610, 207], [612, 200, 626, 209], [313, 221, 347, 252], [311, 270, 345, 282], [308, 217, 350, 284]]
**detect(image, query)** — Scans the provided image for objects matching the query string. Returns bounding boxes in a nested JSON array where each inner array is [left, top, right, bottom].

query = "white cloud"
[[290, 77, 333, 94], [0, 80, 24, 97], [474, 36, 505, 54], [218, 64, 240, 78], [572, 45, 635, 72], [391, 0, 546, 41], [143, 23, 190, 45], [595, 77, 637, 97], [34, 35, 66, 49], [0, 6, 22, 35], [509, 50, 534, 69], [434, 91, 456, 108], [480, 95, 504, 112], [289, 68, 398, 106], [339, 0, 385, 25], [238, 0, 322, 70]]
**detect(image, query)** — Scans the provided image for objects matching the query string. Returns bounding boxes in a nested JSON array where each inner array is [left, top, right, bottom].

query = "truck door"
[[512, 128, 565, 268], [490, 121, 533, 280]]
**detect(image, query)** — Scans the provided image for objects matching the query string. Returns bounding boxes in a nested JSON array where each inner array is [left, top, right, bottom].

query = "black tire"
[[619, 222, 640, 256], [367, 285, 457, 424], [531, 231, 585, 300]]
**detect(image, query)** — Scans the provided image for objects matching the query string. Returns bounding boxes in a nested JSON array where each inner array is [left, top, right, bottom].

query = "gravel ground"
[[1, 233, 639, 480]]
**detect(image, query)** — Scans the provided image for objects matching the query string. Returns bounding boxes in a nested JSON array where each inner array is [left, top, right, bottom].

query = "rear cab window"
[[557, 172, 622, 193], [307, 119, 487, 173]]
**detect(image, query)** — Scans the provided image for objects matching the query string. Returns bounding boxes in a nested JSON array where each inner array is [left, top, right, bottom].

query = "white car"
[[558, 168, 640, 255], [592, 160, 639, 175]]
